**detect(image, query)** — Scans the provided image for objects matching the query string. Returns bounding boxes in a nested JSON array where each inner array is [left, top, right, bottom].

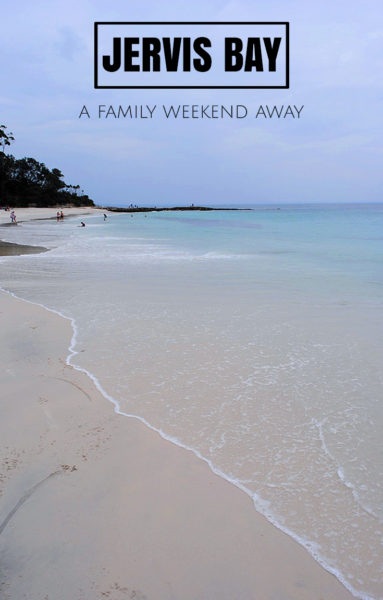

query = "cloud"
[[59, 130, 168, 160], [55, 27, 86, 61]]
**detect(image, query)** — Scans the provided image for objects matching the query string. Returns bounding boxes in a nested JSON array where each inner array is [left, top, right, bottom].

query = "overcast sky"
[[1, 0, 382, 206]]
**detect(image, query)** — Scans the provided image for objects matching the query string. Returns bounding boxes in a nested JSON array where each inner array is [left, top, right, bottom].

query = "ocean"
[[1, 204, 382, 600]]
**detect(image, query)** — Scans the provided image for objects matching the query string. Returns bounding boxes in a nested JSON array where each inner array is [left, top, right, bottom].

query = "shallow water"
[[1, 204, 383, 600]]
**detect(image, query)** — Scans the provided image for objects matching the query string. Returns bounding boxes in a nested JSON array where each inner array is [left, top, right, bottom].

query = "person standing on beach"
[[60, 210, 64, 220], [10, 211, 17, 224], [104, 214, 107, 221], [56, 211, 60, 221]]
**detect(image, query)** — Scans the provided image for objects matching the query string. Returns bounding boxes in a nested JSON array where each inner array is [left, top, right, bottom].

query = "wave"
[[313, 417, 381, 521]]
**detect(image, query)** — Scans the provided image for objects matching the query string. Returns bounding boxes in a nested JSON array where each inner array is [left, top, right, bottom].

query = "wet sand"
[[0, 240, 48, 256]]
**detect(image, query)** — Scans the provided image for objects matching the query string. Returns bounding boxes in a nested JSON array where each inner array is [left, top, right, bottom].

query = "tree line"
[[0, 125, 94, 208]]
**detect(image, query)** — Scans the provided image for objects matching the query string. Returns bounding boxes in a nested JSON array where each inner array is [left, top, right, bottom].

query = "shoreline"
[[0, 206, 105, 227], [0, 288, 355, 600], [0, 207, 106, 255], [0, 204, 243, 257]]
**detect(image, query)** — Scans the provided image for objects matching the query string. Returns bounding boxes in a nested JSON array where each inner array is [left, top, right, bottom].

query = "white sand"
[[0, 206, 105, 226], [0, 288, 355, 600]]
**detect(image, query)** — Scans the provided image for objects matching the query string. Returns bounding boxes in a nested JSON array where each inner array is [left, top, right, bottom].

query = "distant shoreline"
[[99, 205, 251, 213]]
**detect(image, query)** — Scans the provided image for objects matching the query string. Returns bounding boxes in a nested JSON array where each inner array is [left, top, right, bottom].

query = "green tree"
[[0, 126, 15, 203], [0, 125, 15, 153], [0, 126, 94, 207]]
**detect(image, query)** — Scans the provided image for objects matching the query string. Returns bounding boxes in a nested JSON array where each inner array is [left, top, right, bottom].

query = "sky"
[[1, 0, 383, 206]]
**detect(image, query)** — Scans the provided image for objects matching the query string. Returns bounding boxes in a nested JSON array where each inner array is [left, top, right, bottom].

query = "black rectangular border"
[[94, 22, 289, 89]]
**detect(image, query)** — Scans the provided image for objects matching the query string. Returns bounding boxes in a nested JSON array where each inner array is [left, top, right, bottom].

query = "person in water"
[[81, 221, 85, 227], [104, 214, 107, 221]]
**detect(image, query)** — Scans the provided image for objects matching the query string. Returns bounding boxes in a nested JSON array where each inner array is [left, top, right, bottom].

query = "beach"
[[1, 206, 382, 600], [0, 207, 105, 257], [0, 289, 354, 600], [0, 207, 104, 228]]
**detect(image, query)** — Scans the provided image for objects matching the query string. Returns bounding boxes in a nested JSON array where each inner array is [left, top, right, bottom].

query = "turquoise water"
[[84, 203, 383, 303], [1, 204, 383, 599]]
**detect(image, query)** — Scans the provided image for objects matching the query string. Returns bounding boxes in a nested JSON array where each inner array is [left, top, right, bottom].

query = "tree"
[[0, 126, 94, 207], [0, 126, 15, 203], [0, 125, 15, 153]]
